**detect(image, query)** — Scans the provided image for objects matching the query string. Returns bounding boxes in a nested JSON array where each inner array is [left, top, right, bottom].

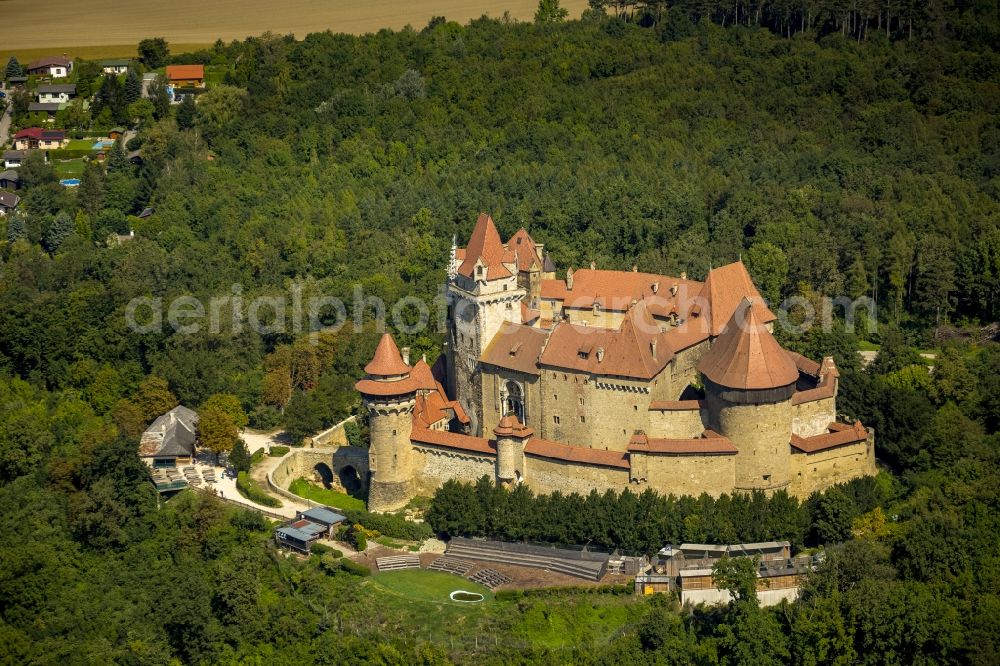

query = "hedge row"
[[48, 149, 99, 159], [236, 471, 282, 508], [339, 559, 371, 576], [268, 445, 290, 457], [494, 582, 633, 601], [340, 509, 433, 541], [310, 542, 343, 558]]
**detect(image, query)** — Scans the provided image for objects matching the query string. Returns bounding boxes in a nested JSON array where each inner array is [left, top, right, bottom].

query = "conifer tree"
[[107, 138, 129, 173], [44, 213, 74, 253], [6, 213, 26, 242], [4, 56, 23, 79], [123, 68, 142, 105]]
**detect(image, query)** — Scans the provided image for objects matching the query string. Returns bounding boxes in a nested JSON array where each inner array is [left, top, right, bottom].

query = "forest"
[[0, 0, 998, 662]]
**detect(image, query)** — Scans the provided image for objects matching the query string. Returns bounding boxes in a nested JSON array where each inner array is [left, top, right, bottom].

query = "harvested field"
[[0, 0, 590, 55]]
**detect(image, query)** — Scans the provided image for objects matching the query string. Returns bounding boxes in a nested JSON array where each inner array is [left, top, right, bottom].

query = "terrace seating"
[[468, 568, 512, 589], [446, 541, 606, 581], [375, 554, 421, 572], [427, 556, 474, 576]]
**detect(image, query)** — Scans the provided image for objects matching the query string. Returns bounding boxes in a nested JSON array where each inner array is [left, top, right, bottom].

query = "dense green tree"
[[43, 212, 74, 253], [124, 67, 142, 105], [138, 37, 170, 68], [536, 0, 570, 23], [176, 93, 197, 129], [4, 56, 23, 79]]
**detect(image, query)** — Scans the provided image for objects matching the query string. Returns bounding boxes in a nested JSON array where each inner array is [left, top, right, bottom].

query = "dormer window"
[[476, 265, 484, 278], [593, 302, 601, 315]]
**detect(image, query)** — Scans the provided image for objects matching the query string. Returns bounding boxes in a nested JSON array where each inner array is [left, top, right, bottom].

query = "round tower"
[[698, 299, 799, 493], [493, 413, 533, 486], [355, 333, 418, 512]]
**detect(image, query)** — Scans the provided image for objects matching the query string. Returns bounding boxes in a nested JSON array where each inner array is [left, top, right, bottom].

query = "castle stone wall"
[[642, 453, 736, 498], [788, 434, 877, 498], [410, 444, 497, 496], [791, 397, 836, 438], [708, 391, 793, 493], [670, 340, 710, 394], [648, 407, 708, 439], [482, 367, 542, 439], [524, 455, 629, 495]]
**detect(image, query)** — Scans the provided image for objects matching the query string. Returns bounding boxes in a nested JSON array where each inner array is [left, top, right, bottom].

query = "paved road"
[[0, 94, 12, 148]]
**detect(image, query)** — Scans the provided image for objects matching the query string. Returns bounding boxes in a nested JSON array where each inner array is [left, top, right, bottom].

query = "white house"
[[26, 56, 73, 78], [100, 59, 131, 75], [2, 151, 27, 169], [37, 84, 76, 104]]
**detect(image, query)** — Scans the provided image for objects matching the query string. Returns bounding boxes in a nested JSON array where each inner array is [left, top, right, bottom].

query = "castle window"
[[553, 415, 560, 425], [579, 416, 585, 423], [392, 429, 397, 436], [579, 397, 584, 406], [633, 405, 637, 411], [553, 394, 557, 401], [501, 380, 524, 422]]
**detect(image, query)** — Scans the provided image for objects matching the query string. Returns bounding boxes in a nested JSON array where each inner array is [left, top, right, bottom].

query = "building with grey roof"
[[138, 405, 199, 467]]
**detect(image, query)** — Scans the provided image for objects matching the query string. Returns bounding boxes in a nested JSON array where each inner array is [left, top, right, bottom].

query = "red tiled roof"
[[457, 213, 513, 281], [166, 64, 205, 80], [648, 399, 706, 411], [480, 321, 550, 375], [791, 421, 868, 453], [409, 358, 437, 390], [524, 438, 630, 469], [410, 427, 495, 455], [546, 268, 704, 313], [539, 301, 673, 379], [628, 432, 738, 455], [697, 261, 776, 337], [14, 128, 43, 140], [494, 414, 534, 438], [540, 279, 568, 301], [364, 333, 411, 376], [355, 376, 418, 397], [520, 301, 540, 325], [786, 350, 821, 376], [697, 299, 798, 390], [508, 228, 542, 272]]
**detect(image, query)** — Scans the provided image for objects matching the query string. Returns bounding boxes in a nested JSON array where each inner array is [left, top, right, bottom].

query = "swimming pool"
[[60, 179, 80, 187], [92, 140, 114, 150]]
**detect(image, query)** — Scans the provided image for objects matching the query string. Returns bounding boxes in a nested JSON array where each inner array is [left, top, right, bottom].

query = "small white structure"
[[26, 56, 73, 78]]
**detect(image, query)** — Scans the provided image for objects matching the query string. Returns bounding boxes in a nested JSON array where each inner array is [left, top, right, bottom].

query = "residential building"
[[138, 405, 199, 468], [13, 128, 44, 150], [100, 59, 131, 75], [38, 130, 68, 150], [37, 84, 76, 104], [0, 191, 20, 216], [26, 56, 73, 78], [2, 151, 28, 169], [165, 64, 205, 87], [0, 170, 20, 190]]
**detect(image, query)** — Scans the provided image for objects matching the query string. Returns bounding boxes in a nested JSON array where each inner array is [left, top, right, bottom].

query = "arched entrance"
[[338, 465, 362, 495], [313, 462, 334, 488], [501, 380, 525, 423]]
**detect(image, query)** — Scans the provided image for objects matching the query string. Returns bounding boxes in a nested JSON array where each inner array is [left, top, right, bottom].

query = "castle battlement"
[[357, 213, 876, 512]]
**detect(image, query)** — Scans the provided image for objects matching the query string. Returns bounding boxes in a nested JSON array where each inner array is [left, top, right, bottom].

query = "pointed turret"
[[698, 299, 798, 391], [494, 413, 532, 484]]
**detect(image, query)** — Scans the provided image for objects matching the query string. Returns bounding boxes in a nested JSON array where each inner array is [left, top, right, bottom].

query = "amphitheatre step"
[[468, 567, 512, 589], [375, 554, 421, 572], [427, 556, 474, 576], [445, 543, 606, 581]]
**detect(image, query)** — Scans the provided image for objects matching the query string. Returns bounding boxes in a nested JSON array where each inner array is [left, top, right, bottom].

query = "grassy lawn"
[[289, 477, 366, 512], [371, 569, 492, 605], [54, 159, 85, 178], [66, 139, 98, 151], [857, 340, 880, 351]]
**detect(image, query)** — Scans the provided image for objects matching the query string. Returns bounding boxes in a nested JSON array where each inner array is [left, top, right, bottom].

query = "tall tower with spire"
[[446, 213, 525, 435], [698, 299, 799, 493], [355, 333, 417, 512]]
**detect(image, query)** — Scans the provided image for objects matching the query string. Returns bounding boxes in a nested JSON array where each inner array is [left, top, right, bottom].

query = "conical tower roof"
[[364, 333, 411, 376], [697, 299, 798, 390], [493, 413, 534, 438]]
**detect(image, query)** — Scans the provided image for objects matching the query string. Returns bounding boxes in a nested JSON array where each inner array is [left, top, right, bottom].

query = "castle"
[[356, 213, 876, 512]]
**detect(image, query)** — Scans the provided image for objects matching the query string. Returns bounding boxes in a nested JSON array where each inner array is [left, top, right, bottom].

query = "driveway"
[[0, 96, 12, 148]]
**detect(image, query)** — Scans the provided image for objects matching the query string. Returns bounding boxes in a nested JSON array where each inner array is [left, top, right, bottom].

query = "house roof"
[[791, 421, 868, 453], [26, 56, 71, 69], [409, 358, 437, 390], [480, 321, 550, 375], [697, 261, 776, 336], [493, 414, 534, 439], [553, 268, 703, 313], [0, 169, 19, 183], [300, 507, 345, 525], [524, 437, 630, 469], [276, 525, 321, 542], [539, 301, 673, 380], [166, 64, 205, 80], [628, 431, 738, 455], [507, 228, 542, 272], [2, 150, 28, 159], [100, 59, 132, 67], [28, 103, 61, 112], [0, 192, 20, 208], [14, 128, 44, 141], [697, 299, 799, 390], [410, 426, 496, 455], [37, 84, 75, 94], [138, 405, 198, 458], [648, 399, 706, 411], [40, 130, 65, 140], [364, 333, 411, 376], [457, 213, 513, 280]]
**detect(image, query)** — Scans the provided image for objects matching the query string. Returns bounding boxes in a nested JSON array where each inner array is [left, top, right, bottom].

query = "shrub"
[[236, 471, 282, 508], [339, 559, 371, 576], [250, 448, 266, 466], [311, 542, 343, 558], [269, 445, 290, 457], [341, 509, 433, 541], [354, 532, 367, 551]]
